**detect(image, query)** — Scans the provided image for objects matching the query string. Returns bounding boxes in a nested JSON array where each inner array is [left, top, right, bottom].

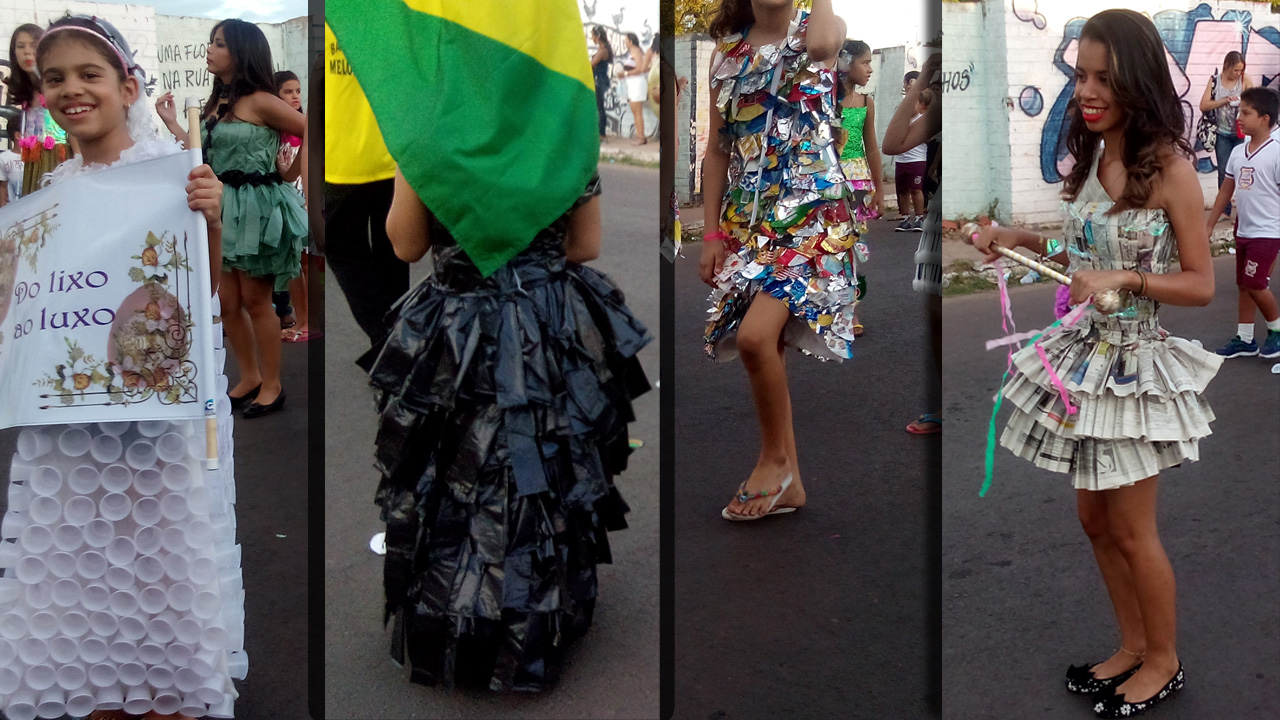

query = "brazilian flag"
[[326, 0, 600, 276]]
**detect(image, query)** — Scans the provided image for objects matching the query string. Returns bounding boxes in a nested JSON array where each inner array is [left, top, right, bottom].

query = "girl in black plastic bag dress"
[[363, 171, 651, 692]]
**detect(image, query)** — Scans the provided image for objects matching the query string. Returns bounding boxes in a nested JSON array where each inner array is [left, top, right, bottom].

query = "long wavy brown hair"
[[709, 0, 756, 39], [1061, 9, 1192, 211]]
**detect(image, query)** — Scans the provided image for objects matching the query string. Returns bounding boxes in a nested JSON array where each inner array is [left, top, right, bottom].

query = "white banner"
[[0, 150, 215, 429]]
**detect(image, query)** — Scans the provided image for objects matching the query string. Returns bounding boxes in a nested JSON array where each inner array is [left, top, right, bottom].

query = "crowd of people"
[[589, 25, 659, 145]]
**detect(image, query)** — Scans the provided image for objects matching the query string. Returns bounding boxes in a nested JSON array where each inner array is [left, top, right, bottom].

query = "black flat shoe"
[[242, 390, 285, 419], [228, 384, 261, 411], [1092, 663, 1184, 718], [1066, 661, 1141, 694]]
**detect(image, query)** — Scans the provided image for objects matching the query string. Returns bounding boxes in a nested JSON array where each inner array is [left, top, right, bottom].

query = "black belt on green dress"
[[218, 170, 282, 187]]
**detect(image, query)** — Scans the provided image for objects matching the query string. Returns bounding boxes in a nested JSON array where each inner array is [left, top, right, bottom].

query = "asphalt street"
[[941, 256, 1280, 718], [0, 316, 311, 719], [673, 218, 939, 719], [322, 164, 661, 718]]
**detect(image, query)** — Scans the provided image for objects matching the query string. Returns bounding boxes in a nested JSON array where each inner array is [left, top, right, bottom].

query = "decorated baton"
[[962, 223, 1123, 315], [186, 97, 219, 470]]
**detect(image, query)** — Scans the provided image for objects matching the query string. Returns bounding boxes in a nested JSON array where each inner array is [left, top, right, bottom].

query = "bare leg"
[[1237, 287, 1256, 324], [218, 270, 262, 398], [896, 189, 910, 219], [629, 101, 647, 144], [911, 188, 925, 218], [1077, 488, 1146, 678], [1107, 477, 1180, 701], [239, 273, 285, 405], [724, 294, 806, 517], [1246, 286, 1279, 323], [284, 259, 309, 337]]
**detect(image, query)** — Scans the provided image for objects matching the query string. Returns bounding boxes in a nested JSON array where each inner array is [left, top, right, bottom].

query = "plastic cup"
[[0, 637, 14, 665], [88, 609, 118, 636], [0, 666, 21, 694], [55, 662, 86, 690], [123, 683, 153, 714], [106, 536, 138, 566], [51, 577, 81, 606], [88, 661, 118, 687], [131, 496, 162, 525], [35, 687, 67, 719], [65, 466, 98, 495], [95, 421, 129, 436], [160, 493, 191, 522], [18, 636, 50, 664], [100, 492, 132, 521], [118, 614, 147, 641], [175, 617, 202, 645], [47, 551, 77, 579], [29, 495, 62, 525], [107, 640, 137, 664], [138, 420, 170, 437], [80, 580, 110, 609], [24, 662, 58, 690], [199, 624, 229, 651], [66, 688, 97, 717], [188, 556, 217, 585], [196, 674, 226, 704], [153, 690, 183, 715], [89, 433, 124, 463], [100, 464, 133, 492], [165, 642, 195, 667], [134, 525, 163, 555], [84, 518, 114, 548], [125, 439, 158, 470], [76, 552, 109, 581], [104, 565, 135, 590], [7, 482, 33, 513], [147, 616, 177, 644], [189, 647, 220, 678], [163, 553, 190, 582], [162, 464, 193, 494], [162, 526, 189, 553], [0, 577, 21, 603], [59, 611, 90, 638], [19, 524, 53, 553], [58, 427, 91, 457], [109, 590, 139, 616], [133, 467, 164, 496], [167, 582, 196, 612], [134, 554, 165, 583], [95, 683, 125, 710], [5, 693, 37, 720], [78, 635, 110, 664], [58, 496, 93, 528], [186, 485, 212, 515], [1, 510, 29, 539], [185, 520, 214, 549], [147, 664, 176, 690], [139, 585, 168, 614], [174, 667, 202, 693], [118, 661, 146, 686], [23, 581, 54, 609], [191, 590, 220, 620], [52, 523, 85, 552], [17, 555, 49, 584], [17, 429, 53, 460], [138, 641, 167, 665], [0, 611, 29, 639], [29, 611, 59, 639], [156, 433, 188, 463], [29, 465, 62, 496], [49, 635, 79, 664]]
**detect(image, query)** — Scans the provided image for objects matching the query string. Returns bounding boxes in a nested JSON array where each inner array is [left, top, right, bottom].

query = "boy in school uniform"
[[1208, 87, 1280, 359]]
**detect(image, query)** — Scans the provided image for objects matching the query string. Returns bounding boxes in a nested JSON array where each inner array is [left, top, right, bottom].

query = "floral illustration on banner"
[[3, 205, 61, 271], [36, 231, 198, 408]]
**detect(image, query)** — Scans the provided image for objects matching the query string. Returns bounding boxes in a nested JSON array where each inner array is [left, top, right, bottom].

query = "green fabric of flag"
[[326, 0, 600, 276]]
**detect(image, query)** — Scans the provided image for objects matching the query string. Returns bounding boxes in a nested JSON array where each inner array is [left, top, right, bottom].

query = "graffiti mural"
[[582, 22, 658, 140], [1040, 3, 1280, 183]]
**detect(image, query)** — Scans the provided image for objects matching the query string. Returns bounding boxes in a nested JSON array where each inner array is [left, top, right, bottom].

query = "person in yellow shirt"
[[325, 22, 409, 358]]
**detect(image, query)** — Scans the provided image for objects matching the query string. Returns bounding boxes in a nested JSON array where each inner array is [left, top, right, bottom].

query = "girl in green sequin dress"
[[837, 39, 883, 223], [157, 20, 306, 419]]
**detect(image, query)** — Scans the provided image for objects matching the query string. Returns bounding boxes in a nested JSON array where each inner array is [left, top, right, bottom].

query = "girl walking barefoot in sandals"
[[701, 0, 852, 521], [970, 10, 1220, 717]]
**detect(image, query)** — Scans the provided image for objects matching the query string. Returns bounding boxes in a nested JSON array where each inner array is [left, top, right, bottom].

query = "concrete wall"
[[0, 1, 307, 142], [943, 0, 1280, 225]]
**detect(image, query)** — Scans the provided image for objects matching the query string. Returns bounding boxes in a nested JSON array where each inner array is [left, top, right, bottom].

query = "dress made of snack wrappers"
[[203, 122, 307, 292], [999, 149, 1222, 491], [838, 104, 879, 222], [704, 10, 861, 362], [0, 141, 246, 718], [363, 177, 651, 691], [19, 100, 70, 197]]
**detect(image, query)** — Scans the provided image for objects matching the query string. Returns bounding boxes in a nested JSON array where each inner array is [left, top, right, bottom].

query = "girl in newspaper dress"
[[970, 10, 1220, 718], [699, 0, 854, 520], [0, 17, 244, 720]]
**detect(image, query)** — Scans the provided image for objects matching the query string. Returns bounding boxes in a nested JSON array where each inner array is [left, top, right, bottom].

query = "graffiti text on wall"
[[1039, 4, 1280, 183]]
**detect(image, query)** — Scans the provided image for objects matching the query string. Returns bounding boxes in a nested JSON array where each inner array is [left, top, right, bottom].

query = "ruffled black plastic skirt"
[[363, 262, 651, 692]]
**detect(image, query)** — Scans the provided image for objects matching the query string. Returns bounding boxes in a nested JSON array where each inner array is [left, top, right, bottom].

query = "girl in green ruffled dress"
[[157, 19, 307, 419]]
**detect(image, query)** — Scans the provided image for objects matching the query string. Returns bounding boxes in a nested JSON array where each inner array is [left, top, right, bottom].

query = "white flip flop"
[[721, 473, 798, 522]]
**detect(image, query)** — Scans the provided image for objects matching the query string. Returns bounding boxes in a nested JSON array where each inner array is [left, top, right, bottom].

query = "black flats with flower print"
[[1065, 661, 1141, 695], [1068, 661, 1184, 718]]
